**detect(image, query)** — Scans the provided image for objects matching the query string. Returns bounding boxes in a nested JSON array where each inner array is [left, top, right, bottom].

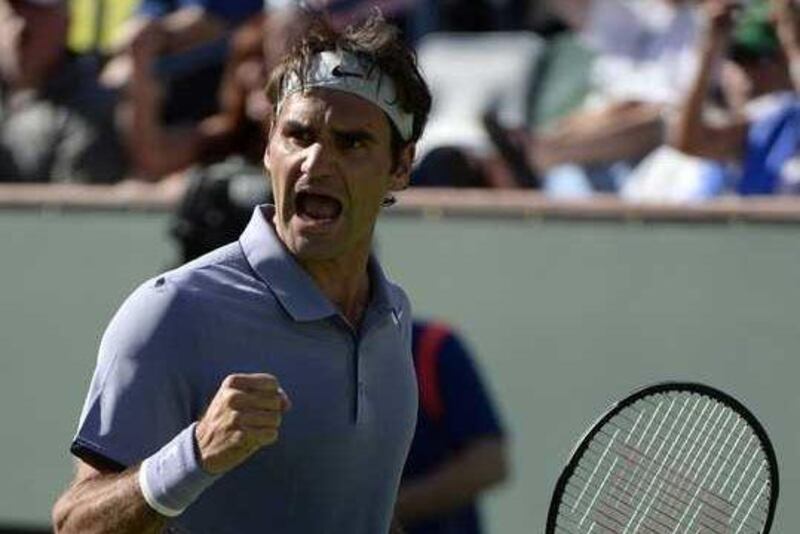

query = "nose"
[[300, 142, 335, 177]]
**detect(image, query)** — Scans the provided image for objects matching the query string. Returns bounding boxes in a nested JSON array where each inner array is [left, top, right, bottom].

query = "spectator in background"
[[669, 0, 800, 195], [0, 0, 127, 183], [397, 320, 508, 534], [121, 12, 266, 179], [121, 1, 441, 181], [122, 3, 402, 182], [521, 0, 712, 196], [259, 0, 532, 63], [102, 0, 263, 123]]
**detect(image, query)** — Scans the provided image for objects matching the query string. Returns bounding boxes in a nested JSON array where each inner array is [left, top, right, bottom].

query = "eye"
[[284, 124, 313, 147], [337, 133, 369, 151], [342, 135, 364, 150]]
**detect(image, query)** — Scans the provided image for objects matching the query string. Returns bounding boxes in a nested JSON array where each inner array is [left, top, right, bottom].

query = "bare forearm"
[[54, 375, 288, 533], [789, 52, 800, 91], [123, 47, 202, 179], [782, 31, 800, 81], [395, 437, 508, 525], [670, 34, 722, 156], [536, 103, 663, 167], [666, 2, 755, 161], [123, 91, 202, 179], [53, 467, 166, 534], [775, 0, 800, 90], [780, 29, 800, 90]]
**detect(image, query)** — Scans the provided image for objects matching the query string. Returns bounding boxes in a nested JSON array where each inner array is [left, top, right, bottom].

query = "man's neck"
[[299, 251, 372, 330]]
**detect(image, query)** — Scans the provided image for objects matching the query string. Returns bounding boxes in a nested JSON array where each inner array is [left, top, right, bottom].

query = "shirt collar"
[[366, 253, 402, 316], [239, 205, 400, 322]]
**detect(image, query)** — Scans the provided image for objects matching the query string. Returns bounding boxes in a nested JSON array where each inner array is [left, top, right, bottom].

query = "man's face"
[[0, 0, 68, 89], [264, 89, 413, 262]]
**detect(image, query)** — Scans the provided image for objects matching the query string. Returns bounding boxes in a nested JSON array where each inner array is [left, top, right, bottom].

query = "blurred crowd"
[[0, 0, 798, 202]]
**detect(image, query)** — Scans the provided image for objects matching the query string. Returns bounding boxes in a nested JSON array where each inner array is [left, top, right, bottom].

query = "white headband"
[[278, 49, 414, 141]]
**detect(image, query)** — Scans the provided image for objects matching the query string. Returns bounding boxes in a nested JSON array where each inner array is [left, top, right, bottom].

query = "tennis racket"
[[546, 382, 779, 534]]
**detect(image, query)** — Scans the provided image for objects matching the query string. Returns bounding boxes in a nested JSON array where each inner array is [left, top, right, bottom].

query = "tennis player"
[[52, 12, 431, 533]]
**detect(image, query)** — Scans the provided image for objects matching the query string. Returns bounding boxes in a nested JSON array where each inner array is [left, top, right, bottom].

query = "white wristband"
[[138, 423, 219, 517]]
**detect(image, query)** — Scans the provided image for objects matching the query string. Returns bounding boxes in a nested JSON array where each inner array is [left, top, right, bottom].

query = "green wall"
[[1, 209, 798, 531]]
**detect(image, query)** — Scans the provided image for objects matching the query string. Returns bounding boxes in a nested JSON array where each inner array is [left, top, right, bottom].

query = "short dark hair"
[[264, 11, 432, 147]]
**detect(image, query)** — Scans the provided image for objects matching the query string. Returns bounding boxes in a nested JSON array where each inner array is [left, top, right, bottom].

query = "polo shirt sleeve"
[[71, 278, 202, 470], [436, 332, 504, 450]]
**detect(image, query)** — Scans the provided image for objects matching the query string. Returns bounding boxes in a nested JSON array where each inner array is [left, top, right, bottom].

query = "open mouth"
[[295, 191, 343, 222]]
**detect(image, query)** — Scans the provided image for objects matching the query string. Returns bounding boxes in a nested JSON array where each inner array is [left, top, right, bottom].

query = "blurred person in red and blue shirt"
[[397, 320, 509, 534]]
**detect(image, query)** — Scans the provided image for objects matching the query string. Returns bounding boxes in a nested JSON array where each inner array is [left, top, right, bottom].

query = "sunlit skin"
[[264, 89, 414, 325]]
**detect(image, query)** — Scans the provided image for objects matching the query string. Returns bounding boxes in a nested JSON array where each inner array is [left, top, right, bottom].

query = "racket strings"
[[567, 452, 766, 534], [554, 391, 774, 533], [617, 396, 740, 532], [557, 498, 665, 534], [589, 422, 768, 512], [562, 475, 683, 533], [591, 423, 755, 494], [569, 449, 743, 533], [612, 404, 752, 473], [634, 396, 772, 531], [615, 396, 770, 530], [570, 457, 732, 524]]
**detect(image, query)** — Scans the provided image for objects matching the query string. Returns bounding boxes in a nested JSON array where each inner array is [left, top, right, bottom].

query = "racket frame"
[[545, 381, 780, 534]]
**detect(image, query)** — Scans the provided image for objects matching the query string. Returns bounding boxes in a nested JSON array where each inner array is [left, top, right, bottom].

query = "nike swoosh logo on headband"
[[331, 65, 364, 79]]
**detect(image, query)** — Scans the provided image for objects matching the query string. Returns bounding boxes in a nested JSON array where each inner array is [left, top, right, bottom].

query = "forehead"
[[277, 89, 391, 137]]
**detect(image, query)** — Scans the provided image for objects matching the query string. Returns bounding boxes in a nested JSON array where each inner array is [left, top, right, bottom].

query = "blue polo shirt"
[[71, 205, 418, 533]]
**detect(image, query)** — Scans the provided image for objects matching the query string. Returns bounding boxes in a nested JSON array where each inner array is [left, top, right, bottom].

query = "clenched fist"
[[195, 373, 291, 475]]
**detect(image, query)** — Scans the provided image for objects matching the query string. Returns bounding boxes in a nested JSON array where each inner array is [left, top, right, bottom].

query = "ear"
[[388, 143, 415, 191]]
